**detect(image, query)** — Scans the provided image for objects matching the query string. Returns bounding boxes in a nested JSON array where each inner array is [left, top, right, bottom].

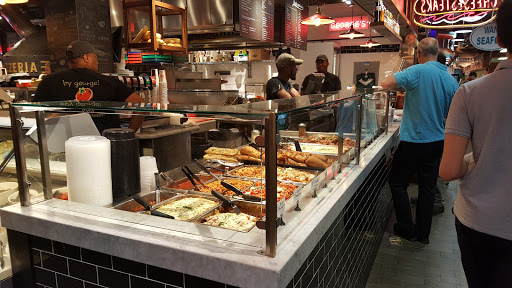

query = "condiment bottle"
[[299, 123, 307, 137], [251, 129, 260, 143]]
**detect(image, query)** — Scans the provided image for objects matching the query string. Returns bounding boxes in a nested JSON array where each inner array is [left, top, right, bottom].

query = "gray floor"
[[365, 182, 469, 288]]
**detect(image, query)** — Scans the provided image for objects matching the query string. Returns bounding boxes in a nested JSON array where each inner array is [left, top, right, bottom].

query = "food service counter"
[[0, 124, 399, 288]]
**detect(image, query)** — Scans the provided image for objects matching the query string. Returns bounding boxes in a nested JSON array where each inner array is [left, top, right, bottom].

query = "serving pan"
[[113, 190, 181, 212], [145, 194, 222, 221], [191, 200, 266, 232]]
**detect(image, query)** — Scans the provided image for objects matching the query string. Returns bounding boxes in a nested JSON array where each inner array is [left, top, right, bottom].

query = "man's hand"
[[381, 75, 398, 90], [125, 92, 146, 132]]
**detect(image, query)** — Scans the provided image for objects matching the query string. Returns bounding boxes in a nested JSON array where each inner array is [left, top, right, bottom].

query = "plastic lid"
[[102, 128, 136, 140]]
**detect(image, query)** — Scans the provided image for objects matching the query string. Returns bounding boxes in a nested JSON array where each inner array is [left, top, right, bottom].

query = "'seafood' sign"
[[329, 16, 369, 31], [414, 0, 501, 28]]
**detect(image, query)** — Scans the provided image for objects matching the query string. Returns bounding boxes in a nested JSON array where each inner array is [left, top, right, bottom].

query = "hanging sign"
[[470, 22, 500, 51], [329, 16, 370, 31], [414, 0, 501, 29]]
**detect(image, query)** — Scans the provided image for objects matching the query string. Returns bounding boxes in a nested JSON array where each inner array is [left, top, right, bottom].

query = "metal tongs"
[[132, 194, 174, 219], [194, 159, 261, 202], [210, 190, 241, 214]]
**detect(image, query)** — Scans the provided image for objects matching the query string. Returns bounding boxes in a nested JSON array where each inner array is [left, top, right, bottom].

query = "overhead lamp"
[[340, 9, 365, 39], [501, 48, 508, 53], [498, 57, 507, 61], [360, 28, 380, 48], [301, 6, 334, 26], [0, 0, 29, 3], [453, 39, 464, 42]]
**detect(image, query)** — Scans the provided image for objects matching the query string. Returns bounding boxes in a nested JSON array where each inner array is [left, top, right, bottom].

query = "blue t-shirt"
[[394, 61, 459, 143]]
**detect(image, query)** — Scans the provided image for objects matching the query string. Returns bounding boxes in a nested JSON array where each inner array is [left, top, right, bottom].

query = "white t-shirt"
[[445, 59, 512, 241]]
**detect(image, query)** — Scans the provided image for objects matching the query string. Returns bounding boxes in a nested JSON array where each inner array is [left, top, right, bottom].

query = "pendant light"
[[339, 6, 365, 39], [360, 26, 380, 48], [301, 6, 334, 26]]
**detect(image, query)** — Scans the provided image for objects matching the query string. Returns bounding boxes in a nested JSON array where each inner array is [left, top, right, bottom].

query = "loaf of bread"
[[203, 153, 238, 163], [305, 155, 330, 168], [205, 147, 239, 156], [238, 155, 261, 163], [132, 26, 149, 43], [284, 151, 310, 163], [311, 153, 329, 163], [240, 146, 261, 158]]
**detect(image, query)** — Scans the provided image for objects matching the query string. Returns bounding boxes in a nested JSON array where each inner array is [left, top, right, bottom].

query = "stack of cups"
[[140, 156, 158, 192], [151, 69, 159, 104], [159, 69, 168, 106]]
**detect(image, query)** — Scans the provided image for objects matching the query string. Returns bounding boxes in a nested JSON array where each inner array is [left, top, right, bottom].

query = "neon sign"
[[414, 0, 502, 28], [329, 16, 369, 31]]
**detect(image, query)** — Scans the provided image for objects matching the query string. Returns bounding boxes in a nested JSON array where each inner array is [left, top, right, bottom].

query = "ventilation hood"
[[159, 0, 283, 50]]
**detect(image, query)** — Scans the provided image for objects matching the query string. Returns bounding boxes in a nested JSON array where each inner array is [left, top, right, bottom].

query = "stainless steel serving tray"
[[191, 200, 266, 233], [147, 194, 222, 222], [226, 165, 322, 185], [239, 180, 304, 202], [113, 190, 182, 213]]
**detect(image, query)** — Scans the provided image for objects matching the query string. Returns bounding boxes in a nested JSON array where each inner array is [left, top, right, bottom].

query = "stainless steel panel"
[[109, 0, 123, 27], [168, 90, 238, 105], [162, 0, 211, 31], [209, 0, 234, 25]]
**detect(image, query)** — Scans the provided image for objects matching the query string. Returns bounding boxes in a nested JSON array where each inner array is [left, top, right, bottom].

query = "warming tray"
[[146, 194, 222, 221], [192, 200, 266, 233], [113, 190, 182, 212], [226, 165, 321, 185]]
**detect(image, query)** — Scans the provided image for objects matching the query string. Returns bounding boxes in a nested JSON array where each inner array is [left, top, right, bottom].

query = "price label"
[[332, 163, 337, 179], [294, 187, 302, 205], [311, 177, 320, 192], [277, 196, 286, 218]]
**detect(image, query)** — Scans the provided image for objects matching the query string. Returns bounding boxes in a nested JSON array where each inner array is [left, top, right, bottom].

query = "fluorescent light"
[[453, 39, 464, 42], [454, 29, 473, 34], [501, 48, 508, 53], [498, 57, 507, 61]]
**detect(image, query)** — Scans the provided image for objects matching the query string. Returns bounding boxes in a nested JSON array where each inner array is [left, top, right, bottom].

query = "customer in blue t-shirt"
[[381, 37, 459, 244]]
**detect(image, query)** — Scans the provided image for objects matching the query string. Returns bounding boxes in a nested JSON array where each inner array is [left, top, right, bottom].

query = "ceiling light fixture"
[[498, 57, 507, 61], [340, 9, 365, 39], [360, 27, 380, 48], [0, 0, 29, 4], [501, 48, 508, 53], [301, 6, 334, 26], [454, 29, 473, 34]]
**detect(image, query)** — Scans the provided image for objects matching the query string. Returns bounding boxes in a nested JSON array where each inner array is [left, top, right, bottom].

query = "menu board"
[[239, 0, 275, 43], [46, 0, 113, 73], [285, 0, 308, 50]]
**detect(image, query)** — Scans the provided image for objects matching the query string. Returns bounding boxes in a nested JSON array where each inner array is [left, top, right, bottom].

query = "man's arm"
[[381, 75, 398, 90], [276, 89, 293, 99], [439, 134, 470, 181], [125, 92, 145, 132], [290, 87, 300, 97]]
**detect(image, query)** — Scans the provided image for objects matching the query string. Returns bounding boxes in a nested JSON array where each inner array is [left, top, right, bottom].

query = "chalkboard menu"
[[239, 0, 275, 43], [285, 0, 308, 50], [46, 0, 113, 73]]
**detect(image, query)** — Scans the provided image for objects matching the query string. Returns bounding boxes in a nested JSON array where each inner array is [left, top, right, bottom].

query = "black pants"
[[456, 217, 512, 288], [389, 140, 443, 240]]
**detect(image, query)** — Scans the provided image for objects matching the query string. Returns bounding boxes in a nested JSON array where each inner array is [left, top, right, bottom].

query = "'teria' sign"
[[414, 0, 502, 29]]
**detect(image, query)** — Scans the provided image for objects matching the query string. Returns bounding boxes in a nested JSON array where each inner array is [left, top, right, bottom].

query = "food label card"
[[294, 187, 302, 205], [277, 197, 286, 218]]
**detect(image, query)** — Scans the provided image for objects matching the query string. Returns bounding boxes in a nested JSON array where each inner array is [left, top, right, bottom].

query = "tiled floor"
[[365, 181, 469, 288]]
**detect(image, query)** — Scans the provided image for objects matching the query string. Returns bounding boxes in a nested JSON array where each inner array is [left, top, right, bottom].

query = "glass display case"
[[8, 88, 390, 258]]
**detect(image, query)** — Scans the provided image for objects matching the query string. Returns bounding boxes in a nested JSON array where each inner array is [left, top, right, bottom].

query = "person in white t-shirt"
[[440, 1, 512, 287]]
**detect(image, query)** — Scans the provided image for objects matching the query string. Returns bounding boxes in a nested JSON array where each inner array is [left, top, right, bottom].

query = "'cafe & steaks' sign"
[[414, 0, 502, 28]]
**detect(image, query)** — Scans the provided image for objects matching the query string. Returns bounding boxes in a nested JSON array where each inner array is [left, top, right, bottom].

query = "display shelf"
[[370, 21, 402, 42], [123, 0, 188, 53], [186, 60, 275, 65]]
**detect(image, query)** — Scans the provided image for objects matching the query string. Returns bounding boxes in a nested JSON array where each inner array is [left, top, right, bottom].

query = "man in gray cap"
[[301, 54, 341, 95], [34, 40, 144, 133], [265, 53, 303, 100]]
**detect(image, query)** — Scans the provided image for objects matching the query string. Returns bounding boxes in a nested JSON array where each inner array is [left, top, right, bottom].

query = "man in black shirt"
[[34, 40, 144, 133], [301, 54, 341, 95], [265, 53, 303, 100]]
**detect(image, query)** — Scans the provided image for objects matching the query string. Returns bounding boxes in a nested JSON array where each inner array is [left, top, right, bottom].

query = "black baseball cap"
[[66, 40, 105, 59], [316, 54, 328, 62]]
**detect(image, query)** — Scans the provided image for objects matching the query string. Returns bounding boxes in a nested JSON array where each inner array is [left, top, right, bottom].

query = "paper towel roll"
[[65, 136, 113, 206]]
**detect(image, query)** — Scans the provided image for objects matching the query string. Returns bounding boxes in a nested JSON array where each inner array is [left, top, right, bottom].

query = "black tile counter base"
[[25, 155, 392, 288], [287, 155, 393, 288], [29, 238, 233, 288]]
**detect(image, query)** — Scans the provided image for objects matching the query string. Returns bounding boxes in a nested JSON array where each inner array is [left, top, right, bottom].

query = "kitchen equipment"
[[208, 128, 243, 148], [102, 128, 140, 199], [294, 140, 302, 152], [168, 90, 239, 105], [210, 190, 241, 215], [183, 165, 207, 188], [181, 167, 200, 190]]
